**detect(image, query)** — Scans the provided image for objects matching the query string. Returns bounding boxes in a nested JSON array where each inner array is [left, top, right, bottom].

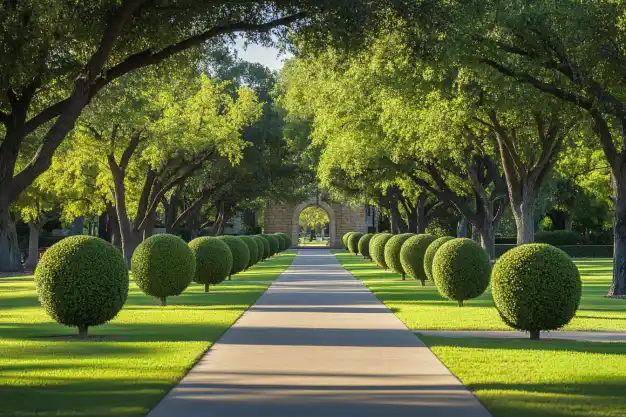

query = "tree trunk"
[[98, 211, 109, 241], [480, 226, 496, 262], [204, 284, 209, 293], [0, 207, 21, 272], [111, 169, 136, 268], [609, 175, 626, 297], [512, 191, 535, 245], [160, 296, 167, 306], [457, 217, 468, 238], [529, 330, 540, 340], [78, 325, 88, 339], [24, 222, 41, 270], [471, 224, 481, 244], [417, 194, 428, 234]]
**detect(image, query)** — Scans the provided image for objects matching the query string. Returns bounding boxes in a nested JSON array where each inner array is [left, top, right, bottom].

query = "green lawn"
[[0, 251, 295, 417], [298, 239, 329, 247], [335, 251, 626, 417], [334, 252, 626, 331]]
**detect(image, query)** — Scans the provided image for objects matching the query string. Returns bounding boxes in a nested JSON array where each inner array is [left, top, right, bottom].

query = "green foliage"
[[262, 234, 279, 256], [400, 234, 437, 285], [273, 233, 287, 252], [370, 233, 393, 268], [384, 233, 414, 277], [188, 237, 233, 289], [217, 236, 250, 275], [347, 232, 364, 255], [299, 206, 330, 229], [280, 233, 293, 249], [131, 234, 195, 303], [239, 236, 259, 268], [342, 232, 354, 249], [535, 230, 586, 246], [492, 244, 582, 339], [424, 236, 455, 281], [358, 233, 374, 258], [34, 236, 128, 335], [275, 232, 292, 250], [432, 238, 491, 306], [251, 236, 265, 263], [256, 235, 271, 259]]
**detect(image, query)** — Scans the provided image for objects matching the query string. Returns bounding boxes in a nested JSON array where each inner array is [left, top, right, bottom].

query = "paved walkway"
[[148, 249, 491, 417], [416, 330, 626, 343]]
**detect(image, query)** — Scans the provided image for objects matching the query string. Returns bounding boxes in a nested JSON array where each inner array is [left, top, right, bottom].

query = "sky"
[[234, 38, 292, 71]]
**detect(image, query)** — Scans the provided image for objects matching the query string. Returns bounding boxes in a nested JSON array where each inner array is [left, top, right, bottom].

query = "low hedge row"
[[343, 231, 582, 340], [495, 244, 612, 258], [33, 231, 293, 337]]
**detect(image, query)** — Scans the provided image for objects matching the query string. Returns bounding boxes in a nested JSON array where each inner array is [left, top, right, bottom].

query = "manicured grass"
[[422, 335, 626, 417], [298, 239, 329, 247], [334, 252, 626, 331], [0, 252, 295, 417]]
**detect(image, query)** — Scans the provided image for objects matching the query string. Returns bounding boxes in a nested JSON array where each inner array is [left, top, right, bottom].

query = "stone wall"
[[264, 200, 367, 248]]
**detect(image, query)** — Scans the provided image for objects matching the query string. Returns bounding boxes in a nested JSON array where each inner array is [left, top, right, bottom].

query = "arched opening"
[[298, 206, 330, 246], [291, 200, 336, 248]]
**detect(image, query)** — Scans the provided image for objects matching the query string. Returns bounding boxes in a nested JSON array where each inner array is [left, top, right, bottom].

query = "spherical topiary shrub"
[[239, 236, 259, 269], [358, 233, 374, 259], [217, 236, 250, 278], [384, 233, 414, 279], [400, 234, 437, 285], [273, 233, 287, 252], [132, 234, 195, 306], [34, 236, 128, 338], [492, 244, 582, 340], [189, 237, 233, 292], [347, 232, 364, 255], [424, 236, 455, 282], [370, 233, 393, 269], [342, 232, 353, 249], [432, 238, 491, 307], [251, 236, 265, 263], [262, 234, 280, 256], [280, 232, 293, 249], [256, 235, 271, 260]]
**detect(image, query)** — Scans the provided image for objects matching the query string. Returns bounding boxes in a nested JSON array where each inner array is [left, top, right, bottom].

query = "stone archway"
[[291, 200, 336, 248], [264, 199, 367, 248]]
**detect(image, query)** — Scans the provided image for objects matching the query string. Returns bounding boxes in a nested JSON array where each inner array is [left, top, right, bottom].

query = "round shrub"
[[358, 233, 374, 259], [370, 233, 393, 269], [262, 234, 279, 256], [273, 233, 287, 252], [251, 236, 265, 263], [256, 235, 270, 259], [217, 236, 250, 277], [342, 232, 353, 249], [384, 233, 414, 279], [282, 233, 293, 249], [189, 237, 233, 292], [492, 244, 582, 340], [432, 238, 491, 307], [400, 234, 437, 285], [132, 234, 195, 306], [276, 232, 292, 250], [535, 230, 586, 246], [424, 236, 455, 282], [347, 232, 364, 255], [34, 236, 128, 337], [239, 236, 259, 268]]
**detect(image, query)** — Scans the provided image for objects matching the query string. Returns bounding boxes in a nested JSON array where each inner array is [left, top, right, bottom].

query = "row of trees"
[[0, 0, 417, 271], [278, 1, 625, 296]]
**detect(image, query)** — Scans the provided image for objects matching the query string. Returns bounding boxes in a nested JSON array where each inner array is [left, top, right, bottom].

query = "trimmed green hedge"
[[384, 233, 414, 279], [358, 233, 374, 258], [132, 234, 195, 306], [189, 237, 233, 292], [424, 236, 455, 281], [34, 236, 128, 337], [400, 234, 436, 285], [492, 244, 582, 340], [273, 233, 287, 252], [342, 232, 353, 249], [347, 232, 364, 255], [432, 238, 491, 307], [256, 235, 271, 259], [217, 236, 250, 277], [276, 232, 292, 250], [262, 234, 280, 256], [251, 236, 265, 263], [370, 233, 393, 269], [239, 235, 259, 268], [535, 230, 586, 245]]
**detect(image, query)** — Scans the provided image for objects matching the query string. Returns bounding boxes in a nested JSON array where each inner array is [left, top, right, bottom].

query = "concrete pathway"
[[416, 330, 626, 343], [148, 249, 491, 417]]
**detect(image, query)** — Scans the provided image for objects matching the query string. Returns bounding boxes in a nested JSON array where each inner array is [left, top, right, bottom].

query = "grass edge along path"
[[334, 250, 626, 417], [0, 251, 296, 417]]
